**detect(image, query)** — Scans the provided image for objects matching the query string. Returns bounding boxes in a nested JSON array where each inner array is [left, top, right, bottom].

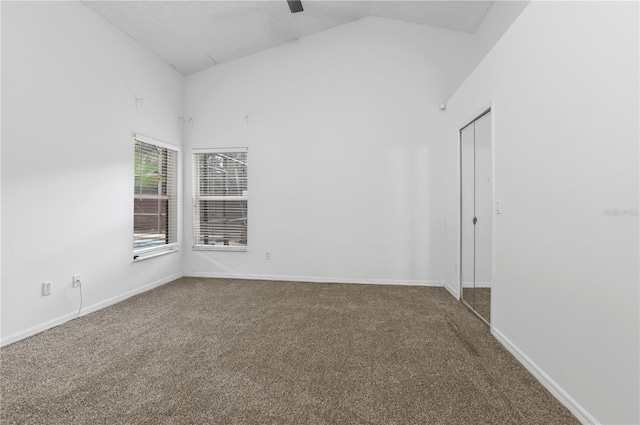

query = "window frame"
[[192, 147, 248, 252], [133, 134, 180, 261]]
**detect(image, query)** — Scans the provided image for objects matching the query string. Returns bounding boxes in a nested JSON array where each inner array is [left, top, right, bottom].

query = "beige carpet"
[[1, 277, 578, 424]]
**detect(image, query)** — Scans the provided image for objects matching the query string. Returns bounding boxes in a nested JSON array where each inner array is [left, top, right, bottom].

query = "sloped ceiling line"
[[82, 1, 495, 75]]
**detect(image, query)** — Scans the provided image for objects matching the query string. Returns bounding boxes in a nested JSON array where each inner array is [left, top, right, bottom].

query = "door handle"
[[473, 217, 477, 225]]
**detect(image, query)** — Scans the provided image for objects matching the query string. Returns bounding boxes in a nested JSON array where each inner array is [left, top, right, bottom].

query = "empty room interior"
[[1, 1, 639, 424]]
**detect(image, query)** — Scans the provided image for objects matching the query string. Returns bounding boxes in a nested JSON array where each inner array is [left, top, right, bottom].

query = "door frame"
[[459, 104, 494, 326]]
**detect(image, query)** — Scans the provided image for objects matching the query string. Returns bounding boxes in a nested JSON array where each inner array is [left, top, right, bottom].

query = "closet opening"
[[460, 108, 493, 325]]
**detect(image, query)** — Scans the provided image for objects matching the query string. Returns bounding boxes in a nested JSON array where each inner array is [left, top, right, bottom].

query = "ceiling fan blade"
[[287, 0, 303, 13]]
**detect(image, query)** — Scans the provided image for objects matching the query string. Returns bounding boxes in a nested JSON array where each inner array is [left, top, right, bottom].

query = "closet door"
[[473, 112, 492, 323], [460, 110, 492, 324], [460, 123, 476, 310]]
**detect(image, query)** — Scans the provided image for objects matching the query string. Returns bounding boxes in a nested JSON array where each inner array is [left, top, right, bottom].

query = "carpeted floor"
[[1, 277, 578, 424]]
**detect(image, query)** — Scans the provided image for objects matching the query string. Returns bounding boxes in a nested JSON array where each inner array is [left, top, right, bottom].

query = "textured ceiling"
[[83, 1, 495, 75]]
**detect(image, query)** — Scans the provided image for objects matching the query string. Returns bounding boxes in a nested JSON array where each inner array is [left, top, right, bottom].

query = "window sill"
[[193, 245, 247, 252], [133, 246, 180, 262]]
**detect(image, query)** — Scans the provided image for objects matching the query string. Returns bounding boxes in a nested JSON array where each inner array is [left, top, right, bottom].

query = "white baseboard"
[[1, 312, 79, 348], [1, 271, 183, 347], [184, 271, 443, 287], [79, 271, 183, 317], [491, 327, 598, 425]]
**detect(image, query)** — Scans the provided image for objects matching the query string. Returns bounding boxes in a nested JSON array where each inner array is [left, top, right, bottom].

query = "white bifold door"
[[460, 110, 492, 324]]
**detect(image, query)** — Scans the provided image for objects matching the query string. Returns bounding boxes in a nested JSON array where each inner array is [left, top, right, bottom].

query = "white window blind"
[[192, 148, 248, 251], [134, 136, 178, 259]]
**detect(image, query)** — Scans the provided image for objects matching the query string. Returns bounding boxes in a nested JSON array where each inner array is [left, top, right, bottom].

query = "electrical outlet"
[[42, 281, 52, 296], [72, 274, 81, 288], [265, 251, 271, 260]]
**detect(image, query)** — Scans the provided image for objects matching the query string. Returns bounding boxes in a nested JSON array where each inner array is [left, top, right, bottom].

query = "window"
[[133, 135, 178, 259], [192, 148, 248, 251]]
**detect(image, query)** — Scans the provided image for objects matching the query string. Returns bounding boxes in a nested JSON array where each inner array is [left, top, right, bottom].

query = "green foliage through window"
[[134, 139, 178, 253]]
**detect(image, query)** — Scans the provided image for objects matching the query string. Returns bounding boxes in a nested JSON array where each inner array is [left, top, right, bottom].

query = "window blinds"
[[134, 137, 178, 254], [192, 148, 248, 250]]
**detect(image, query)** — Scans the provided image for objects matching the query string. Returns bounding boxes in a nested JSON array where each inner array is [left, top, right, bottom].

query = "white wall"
[[1, 1, 185, 344], [443, 2, 639, 424], [183, 17, 491, 285]]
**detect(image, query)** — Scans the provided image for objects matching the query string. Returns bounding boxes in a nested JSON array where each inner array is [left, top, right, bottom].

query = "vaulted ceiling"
[[83, 1, 495, 75]]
